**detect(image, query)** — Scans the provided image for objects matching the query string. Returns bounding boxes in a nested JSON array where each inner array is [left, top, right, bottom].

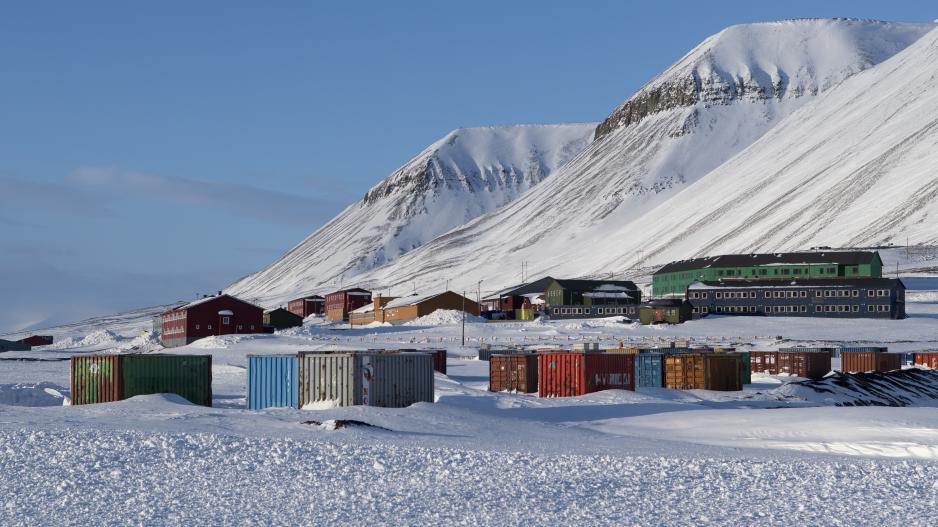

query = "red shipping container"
[[538, 352, 635, 397], [914, 352, 938, 369], [750, 351, 779, 374]]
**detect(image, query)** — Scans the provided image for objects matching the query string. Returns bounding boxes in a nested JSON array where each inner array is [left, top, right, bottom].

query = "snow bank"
[[0, 383, 66, 407], [771, 369, 938, 407], [404, 309, 487, 326]]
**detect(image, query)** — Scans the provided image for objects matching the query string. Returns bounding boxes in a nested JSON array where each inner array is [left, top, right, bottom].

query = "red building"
[[17, 335, 53, 347], [287, 295, 325, 318], [160, 294, 264, 348], [325, 288, 372, 321]]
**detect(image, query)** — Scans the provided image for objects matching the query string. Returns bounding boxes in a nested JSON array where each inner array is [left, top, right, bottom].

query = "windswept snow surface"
[[226, 123, 596, 305], [4, 299, 938, 523]]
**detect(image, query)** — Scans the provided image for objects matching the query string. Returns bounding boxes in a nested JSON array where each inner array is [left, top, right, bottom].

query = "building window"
[[801, 306, 807, 313], [815, 305, 822, 312], [764, 291, 770, 299], [223, 317, 230, 325], [237, 325, 243, 331], [852, 290, 859, 297], [867, 290, 875, 297], [195, 324, 200, 330], [852, 305, 859, 312], [597, 308, 604, 315], [701, 292, 708, 299], [208, 325, 212, 330], [553, 308, 559, 315]]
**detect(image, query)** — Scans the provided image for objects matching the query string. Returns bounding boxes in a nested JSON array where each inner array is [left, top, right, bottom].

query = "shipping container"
[[427, 349, 447, 374], [840, 351, 902, 373], [247, 354, 298, 410], [780, 346, 841, 358], [121, 355, 212, 406], [664, 354, 742, 391], [751, 351, 830, 379], [298, 352, 434, 408], [777, 351, 831, 380], [635, 352, 665, 388], [738, 351, 751, 385], [70, 355, 122, 405], [572, 342, 600, 352], [750, 351, 778, 374], [489, 354, 539, 393], [913, 352, 938, 368], [478, 347, 525, 361], [538, 353, 635, 397], [71, 354, 212, 406]]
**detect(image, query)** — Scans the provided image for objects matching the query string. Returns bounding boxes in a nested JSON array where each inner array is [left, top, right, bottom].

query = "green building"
[[652, 251, 883, 297]]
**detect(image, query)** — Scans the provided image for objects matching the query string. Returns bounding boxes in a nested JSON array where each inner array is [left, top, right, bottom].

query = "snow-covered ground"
[[3, 294, 938, 525]]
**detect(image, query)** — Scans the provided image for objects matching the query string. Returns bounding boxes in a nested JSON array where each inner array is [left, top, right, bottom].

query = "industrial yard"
[[3, 296, 938, 525]]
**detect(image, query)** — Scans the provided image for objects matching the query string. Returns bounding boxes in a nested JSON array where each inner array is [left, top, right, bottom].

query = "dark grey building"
[[0, 339, 31, 352], [548, 304, 639, 320], [686, 278, 905, 319]]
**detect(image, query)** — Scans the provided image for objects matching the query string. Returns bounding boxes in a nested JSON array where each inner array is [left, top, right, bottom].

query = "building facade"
[[351, 291, 480, 325], [639, 299, 693, 325], [685, 278, 905, 319], [287, 295, 325, 318], [545, 279, 641, 307], [160, 294, 265, 348], [653, 251, 883, 297], [324, 288, 372, 321], [480, 276, 553, 320]]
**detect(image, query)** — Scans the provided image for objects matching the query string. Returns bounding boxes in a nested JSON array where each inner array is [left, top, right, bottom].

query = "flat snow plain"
[[3, 300, 938, 525]]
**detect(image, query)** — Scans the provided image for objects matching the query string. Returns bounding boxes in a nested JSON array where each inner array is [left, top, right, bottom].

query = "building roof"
[[264, 307, 299, 316], [687, 277, 904, 289], [655, 251, 881, 275], [292, 295, 324, 301], [350, 302, 376, 314], [383, 291, 474, 309], [551, 279, 639, 292], [642, 298, 688, 307], [326, 288, 371, 296], [500, 276, 556, 298], [167, 294, 265, 313]]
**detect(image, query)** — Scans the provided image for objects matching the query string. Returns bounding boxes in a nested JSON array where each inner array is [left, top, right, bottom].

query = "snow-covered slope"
[[338, 19, 936, 295], [226, 124, 595, 302]]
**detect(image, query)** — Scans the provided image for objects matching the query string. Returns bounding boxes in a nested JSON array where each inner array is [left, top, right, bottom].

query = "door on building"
[[218, 310, 234, 335]]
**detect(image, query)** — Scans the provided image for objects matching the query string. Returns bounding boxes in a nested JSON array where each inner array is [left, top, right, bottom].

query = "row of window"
[[164, 311, 186, 321], [690, 288, 893, 300], [662, 266, 846, 281], [692, 304, 892, 315], [551, 306, 636, 316], [164, 325, 185, 335]]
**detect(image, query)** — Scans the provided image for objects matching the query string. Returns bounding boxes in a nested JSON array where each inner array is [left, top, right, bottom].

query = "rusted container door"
[[70, 355, 122, 405], [584, 353, 635, 392], [428, 349, 447, 374], [703, 354, 742, 391], [664, 354, 705, 390], [490, 354, 538, 393], [841, 352, 901, 373], [800, 352, 832, 380], [914, 353, 938, 368], [538, 353, 584, 397]]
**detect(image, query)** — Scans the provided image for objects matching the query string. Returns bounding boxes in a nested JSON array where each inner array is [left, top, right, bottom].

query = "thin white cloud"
[[69, 167, 338, 227]]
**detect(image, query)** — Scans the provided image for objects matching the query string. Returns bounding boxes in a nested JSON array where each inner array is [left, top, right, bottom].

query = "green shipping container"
[[739, 351, 751, 385], [121, 354, 213, 406]]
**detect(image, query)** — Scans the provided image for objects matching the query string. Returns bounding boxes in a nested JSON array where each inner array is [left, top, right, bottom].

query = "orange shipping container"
[[840, 352, 902, 373], [490, 354, 539, 393], [664, 354, 742, 391], [914, 352, 938, 368]]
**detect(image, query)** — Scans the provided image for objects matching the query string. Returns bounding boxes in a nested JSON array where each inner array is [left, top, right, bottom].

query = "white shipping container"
[[298, 352, 434, 408]]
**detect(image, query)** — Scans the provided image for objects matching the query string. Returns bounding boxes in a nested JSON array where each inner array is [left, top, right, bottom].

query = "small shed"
[[263, 308, 304, 330], [0, 338, 31, 352], [639, 299, 693, 325]]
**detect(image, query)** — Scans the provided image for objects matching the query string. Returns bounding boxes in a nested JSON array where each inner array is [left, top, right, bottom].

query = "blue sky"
[[1, 1, 934, 332]]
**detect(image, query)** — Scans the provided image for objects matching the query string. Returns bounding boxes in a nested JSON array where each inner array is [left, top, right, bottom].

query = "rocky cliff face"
[[225, 124, 596, 303]]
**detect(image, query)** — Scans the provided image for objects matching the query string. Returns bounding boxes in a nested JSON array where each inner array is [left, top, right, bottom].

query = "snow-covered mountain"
[[343, 20, 935, 293], [232, 18, 937, 304], [226, 124, 596, 301]]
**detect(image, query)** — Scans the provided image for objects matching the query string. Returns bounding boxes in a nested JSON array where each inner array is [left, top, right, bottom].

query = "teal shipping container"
[[247, 354, 298, 409], [636, 352, 664, 388]]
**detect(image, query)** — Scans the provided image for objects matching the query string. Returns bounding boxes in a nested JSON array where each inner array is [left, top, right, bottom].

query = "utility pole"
[[477, 279, 483, 305], [461, 291, 466, 347]]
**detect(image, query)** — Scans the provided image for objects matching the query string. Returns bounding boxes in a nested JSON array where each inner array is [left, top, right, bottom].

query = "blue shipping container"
[[247, 354, 298, 410], [636, 353, 664, 388]]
